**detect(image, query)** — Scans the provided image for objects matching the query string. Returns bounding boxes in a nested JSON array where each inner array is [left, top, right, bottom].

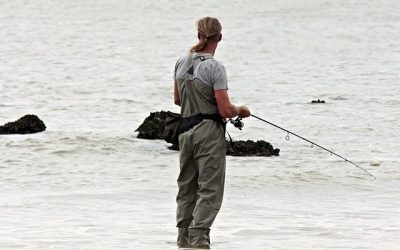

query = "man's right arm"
[[214, 89, 250, 118]]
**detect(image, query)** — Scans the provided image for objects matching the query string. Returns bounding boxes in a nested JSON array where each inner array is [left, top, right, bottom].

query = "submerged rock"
[[135, 111, 167, 139], [167, 140, 279, 156], [226, 140, 280, 156], [136, 111, 280, 157], [0, 114, 46, 134]]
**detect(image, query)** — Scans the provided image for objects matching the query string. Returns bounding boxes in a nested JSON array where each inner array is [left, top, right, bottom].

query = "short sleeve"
[[212, 64, 228, 90]]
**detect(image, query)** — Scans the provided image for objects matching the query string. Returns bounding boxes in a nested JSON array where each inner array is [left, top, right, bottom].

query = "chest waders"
[[176, 53, 226, 249]]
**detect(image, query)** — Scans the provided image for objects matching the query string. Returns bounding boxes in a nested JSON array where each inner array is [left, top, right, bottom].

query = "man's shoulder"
[[196, 55, 224, 69], [176, 54, 187, 63], [202, 58, 225, 73], [175, 54, 189, 70]]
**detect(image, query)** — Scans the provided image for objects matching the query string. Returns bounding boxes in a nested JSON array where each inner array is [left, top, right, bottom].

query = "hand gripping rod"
[[251, 114, 375, 179]]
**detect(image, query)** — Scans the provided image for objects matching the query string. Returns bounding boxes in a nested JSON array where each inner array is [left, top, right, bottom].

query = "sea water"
[[1, 0, 399, 249]]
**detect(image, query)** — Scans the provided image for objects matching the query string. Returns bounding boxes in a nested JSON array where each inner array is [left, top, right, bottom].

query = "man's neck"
[[197, 43, 217, 55]]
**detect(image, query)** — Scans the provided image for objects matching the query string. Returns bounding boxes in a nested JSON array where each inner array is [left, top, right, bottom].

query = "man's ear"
[[198, 32, 201, 39], [218, 34, 222, 42]]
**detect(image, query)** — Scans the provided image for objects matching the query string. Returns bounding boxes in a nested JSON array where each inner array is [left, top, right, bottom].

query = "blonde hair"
[[190, 17, 222, 52]]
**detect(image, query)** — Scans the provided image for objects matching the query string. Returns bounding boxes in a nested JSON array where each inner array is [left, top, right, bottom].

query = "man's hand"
[[238, 105, 250, 118]]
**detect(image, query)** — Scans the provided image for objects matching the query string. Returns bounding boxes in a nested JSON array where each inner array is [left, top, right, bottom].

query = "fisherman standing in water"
[[173, 17, 250, 249]]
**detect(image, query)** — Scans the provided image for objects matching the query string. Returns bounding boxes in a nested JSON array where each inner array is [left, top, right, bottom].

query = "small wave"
[[332, 96, 348, 101], [50, 149, 76, 155], [0, 243, 27, 249], [111, 98, 140, 104]]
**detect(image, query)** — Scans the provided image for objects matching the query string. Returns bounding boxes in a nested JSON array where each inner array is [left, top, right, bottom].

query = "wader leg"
[[177, 227, 189, 248], [188, 228, 211, 249], [191, 125, 226, 229], [176, 133, 199, 228]]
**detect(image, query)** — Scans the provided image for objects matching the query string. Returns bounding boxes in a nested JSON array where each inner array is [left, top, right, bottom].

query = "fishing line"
[[250, 114, 375, 179]]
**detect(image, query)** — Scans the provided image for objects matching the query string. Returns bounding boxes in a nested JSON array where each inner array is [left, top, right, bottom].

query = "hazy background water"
[[1, 0, 399, 249]]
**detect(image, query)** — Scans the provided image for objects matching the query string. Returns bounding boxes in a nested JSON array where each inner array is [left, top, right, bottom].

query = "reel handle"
[[230, 117, 244, 130]]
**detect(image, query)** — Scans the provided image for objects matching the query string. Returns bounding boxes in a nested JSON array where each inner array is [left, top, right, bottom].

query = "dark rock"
[[135, 111, 167, 139], [165, 140, 280, 156], [0, 114, 46, 134], [136, 111, 280, 157], [226, 140, 280, 156], [311, 99, 325, 104]]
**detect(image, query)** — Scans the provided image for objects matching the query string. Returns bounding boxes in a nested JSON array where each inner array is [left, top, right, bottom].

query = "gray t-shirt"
[[173, 52, 228, 90]]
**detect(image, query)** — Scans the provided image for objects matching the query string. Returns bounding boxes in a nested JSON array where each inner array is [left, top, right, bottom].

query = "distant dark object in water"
[[311, 99, 325, 104], [226, 140, 280, 156], [0, 114, 46, 134], [136, 111, 280, 157], [135, 111, 168, 139]]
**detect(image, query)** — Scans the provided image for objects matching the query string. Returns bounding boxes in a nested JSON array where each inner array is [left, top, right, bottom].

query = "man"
[[173, 17, 250, 249]]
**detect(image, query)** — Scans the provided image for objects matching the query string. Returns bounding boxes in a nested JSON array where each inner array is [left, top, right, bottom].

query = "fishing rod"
[[238, 114, 375, 179]]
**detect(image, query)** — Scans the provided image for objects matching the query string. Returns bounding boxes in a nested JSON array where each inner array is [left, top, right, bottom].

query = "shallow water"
[[1, 0, 399, 249]]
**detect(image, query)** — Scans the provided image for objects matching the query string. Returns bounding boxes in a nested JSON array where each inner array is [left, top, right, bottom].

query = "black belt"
[[178, 113, 225, 136]]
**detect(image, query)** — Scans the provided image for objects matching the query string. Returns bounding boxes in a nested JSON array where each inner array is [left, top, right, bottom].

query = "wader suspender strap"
[[186, 52, 201, 113], [186, 53, 213, 113], [185, 53, 226, 132]]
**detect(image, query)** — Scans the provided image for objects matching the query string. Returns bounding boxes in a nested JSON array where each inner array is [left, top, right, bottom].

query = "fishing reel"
[[230, 117, 244, 130]]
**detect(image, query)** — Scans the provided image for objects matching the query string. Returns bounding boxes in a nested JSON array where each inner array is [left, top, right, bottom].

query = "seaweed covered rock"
[[0, 114, 46, 134], [168, 140, 280, 156], [226, 140, 280, 156], [135, 111, 167, 139]]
